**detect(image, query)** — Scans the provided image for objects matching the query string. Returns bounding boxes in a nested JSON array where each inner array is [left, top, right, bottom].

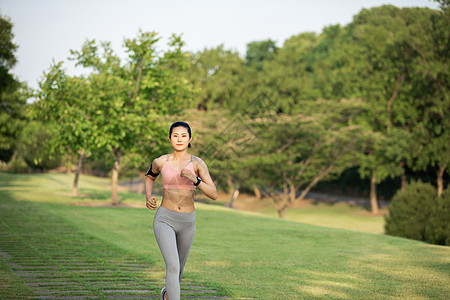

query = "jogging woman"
[[145, 121, 218, 300]]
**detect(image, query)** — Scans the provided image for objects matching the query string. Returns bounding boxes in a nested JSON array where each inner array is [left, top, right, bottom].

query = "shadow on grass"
[[195, 195, 229, 208], [307, 191, 389, 210], [75, 189, 111, 201], [0, 172, 43, 188]]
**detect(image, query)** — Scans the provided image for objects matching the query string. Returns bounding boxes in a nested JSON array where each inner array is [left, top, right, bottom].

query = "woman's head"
[[169, 121, 192, 149]]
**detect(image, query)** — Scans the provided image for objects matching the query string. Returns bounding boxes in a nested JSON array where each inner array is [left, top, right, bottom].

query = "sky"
[[1, 0, 440, 90]]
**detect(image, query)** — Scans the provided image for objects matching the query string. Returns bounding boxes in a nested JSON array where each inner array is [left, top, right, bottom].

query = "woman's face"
[[169, 127, 192, 151]]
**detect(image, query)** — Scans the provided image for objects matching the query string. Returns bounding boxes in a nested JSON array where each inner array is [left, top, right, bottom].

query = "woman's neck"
[[170, 150, 189, 161]]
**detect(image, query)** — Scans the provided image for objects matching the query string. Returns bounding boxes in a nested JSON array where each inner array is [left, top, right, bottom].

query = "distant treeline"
[[1, 4, 448, 216]]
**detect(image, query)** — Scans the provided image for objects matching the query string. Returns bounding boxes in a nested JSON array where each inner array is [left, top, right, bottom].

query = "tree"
[[405, 4, 450, 196], [358, 128, 413, 213], [0, 14, 28, 163], [269, 32, 322, 108], [245, 39, 278, 70], [312, 6, 449, 208], [183, 45, 244, 111], [242, 99, 367, 218], [16, 121, 61, 171], [35, 63, 94, 195]]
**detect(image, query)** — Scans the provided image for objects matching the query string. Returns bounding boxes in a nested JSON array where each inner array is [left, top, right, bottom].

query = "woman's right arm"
[[145, 159, 160, 210]]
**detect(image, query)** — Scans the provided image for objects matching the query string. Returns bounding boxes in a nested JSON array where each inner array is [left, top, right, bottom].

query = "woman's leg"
[[154, 221, 181, 300], [176, 221, 196, 282]]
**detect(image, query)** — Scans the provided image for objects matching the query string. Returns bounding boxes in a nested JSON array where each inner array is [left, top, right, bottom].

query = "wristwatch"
[[194, 176, 202, 186]]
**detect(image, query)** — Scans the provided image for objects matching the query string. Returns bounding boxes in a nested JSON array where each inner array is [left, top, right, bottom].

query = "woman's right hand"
[[146, 196, 158, 210]]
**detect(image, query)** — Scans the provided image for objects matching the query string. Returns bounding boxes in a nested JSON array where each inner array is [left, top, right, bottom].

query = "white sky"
[[0, 0, 440, 90]]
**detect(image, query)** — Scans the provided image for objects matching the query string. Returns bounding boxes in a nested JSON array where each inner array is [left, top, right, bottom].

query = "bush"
[[0, 154, 30, 173], [17, 121, 60, 171], [385, 180, 436, 241], [424, 189, 450, 246]]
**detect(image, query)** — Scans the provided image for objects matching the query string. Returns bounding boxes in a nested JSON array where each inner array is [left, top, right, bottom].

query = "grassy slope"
[[220, 193, 388, 234], [1, 172, 449, 299]]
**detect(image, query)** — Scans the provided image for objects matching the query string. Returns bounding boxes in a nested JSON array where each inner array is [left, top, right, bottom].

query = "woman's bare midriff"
[[161, 188, 195, 213]]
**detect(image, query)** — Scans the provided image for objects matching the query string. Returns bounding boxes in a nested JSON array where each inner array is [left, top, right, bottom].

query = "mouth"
[[176, 144, 183, 146]]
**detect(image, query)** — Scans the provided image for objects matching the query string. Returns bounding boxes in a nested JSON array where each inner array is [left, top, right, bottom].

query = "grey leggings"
[[153, 206, 196, 300]]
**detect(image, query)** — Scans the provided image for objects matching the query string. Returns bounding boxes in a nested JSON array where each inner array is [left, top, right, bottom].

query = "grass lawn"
[[218, 193, 388, 234], [0, 172, 449, 299]]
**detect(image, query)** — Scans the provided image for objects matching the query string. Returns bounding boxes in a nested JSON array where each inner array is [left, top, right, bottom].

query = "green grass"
[[208, 191, 387, 235], [259, 202, 386, 234], [0, 257, 35, 299], [1, 172, 449, 299]]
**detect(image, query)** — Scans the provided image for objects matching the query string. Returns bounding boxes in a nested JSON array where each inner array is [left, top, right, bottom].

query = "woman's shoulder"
[[153, 154, 168, 168], [191, 155, 207, 168]]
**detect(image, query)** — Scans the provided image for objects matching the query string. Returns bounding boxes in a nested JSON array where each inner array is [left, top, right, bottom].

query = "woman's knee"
[[166, 263, 180, 275]]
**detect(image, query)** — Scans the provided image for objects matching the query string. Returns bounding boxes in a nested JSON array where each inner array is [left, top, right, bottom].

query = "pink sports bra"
[[161, 154, 196, 190]]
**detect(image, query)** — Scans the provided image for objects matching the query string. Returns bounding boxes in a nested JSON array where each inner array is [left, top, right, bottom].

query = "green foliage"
[[183, 45, 244, 110], [1, 121, 61, 173], [0, 154, 29, 173], [424, 189, 450, 245], [0, 14, 17, 69], [62, 31, 194, 156], [385, 181, 436, 241], [35, 63, 93, 156], [0, 14, 28, 162], [17, 121, 61, 171], [245, 39, 278, 70]]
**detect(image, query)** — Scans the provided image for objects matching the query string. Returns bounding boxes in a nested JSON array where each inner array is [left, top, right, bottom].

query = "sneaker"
[[160, 287, 167, 300]]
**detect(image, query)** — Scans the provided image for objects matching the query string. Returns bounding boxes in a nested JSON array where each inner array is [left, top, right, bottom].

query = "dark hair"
[[169, 121, 192, 148]]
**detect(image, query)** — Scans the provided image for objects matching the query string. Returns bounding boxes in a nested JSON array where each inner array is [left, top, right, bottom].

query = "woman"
[[145, 121, 218, 300]]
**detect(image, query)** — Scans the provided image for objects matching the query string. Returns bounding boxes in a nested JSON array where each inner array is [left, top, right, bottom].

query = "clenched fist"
[[146, 196, 158, 210], [180, 168, 196, 183]]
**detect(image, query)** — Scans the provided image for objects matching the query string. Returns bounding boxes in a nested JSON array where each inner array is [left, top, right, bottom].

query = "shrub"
[[385, 180, 436, 241], [0, 154, 30, 173], [424, 189, 450, 246], [17, 121, 60, 171]]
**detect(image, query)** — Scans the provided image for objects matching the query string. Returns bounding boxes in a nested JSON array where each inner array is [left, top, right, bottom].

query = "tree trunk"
[[229, 188, 239, 208], [387, 72, 405, 131], [226, 172, 234, 194], [253, 183, 261, 200], [437, 164, 445, 197], [276, 183, 291, 218], [67, 149, 73, 175], [400, 161, 407, 188], [288, 180, 296, 204], [72, 148, 85, 196], [295, 164, 334, 202], [111, 147, 121, 205], [137, 171, 145, 194], [370, 175, 379, 214], [277, 202, 288, 218]]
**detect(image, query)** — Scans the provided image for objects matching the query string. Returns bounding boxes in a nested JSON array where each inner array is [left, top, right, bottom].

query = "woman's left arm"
[[181, 157, 218, 200], [196, 159, 218, 200]]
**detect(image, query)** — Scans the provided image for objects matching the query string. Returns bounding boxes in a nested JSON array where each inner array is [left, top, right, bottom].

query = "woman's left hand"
[[180, 168, 196, 183]]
